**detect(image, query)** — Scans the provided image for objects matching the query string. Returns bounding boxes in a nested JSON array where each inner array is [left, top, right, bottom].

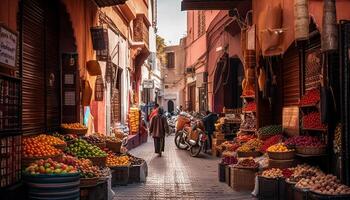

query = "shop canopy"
[[181, 0, 248, 11], [94, 0, 127, 7]]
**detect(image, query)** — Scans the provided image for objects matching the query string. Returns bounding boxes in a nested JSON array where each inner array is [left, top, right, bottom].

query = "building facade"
[[162, 38, 186, 113]]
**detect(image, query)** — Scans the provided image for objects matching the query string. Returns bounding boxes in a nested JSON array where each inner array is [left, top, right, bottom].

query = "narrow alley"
[[114, 135, 254, 200]]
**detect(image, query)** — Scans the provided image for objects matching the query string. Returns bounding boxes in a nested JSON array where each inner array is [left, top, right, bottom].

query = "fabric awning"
[[181, 0, 247, 11], [94, 0, 127, 7]]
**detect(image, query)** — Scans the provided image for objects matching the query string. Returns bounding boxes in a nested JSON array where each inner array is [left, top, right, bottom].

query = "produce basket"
[[296, 146, 326, 155], [230, 167, 256, 191], [85, 156, 107, 167], [106, 141, 122, 153], [258, 175, 280, 200], [237, 151, 261, 158], [218, 163, 227, 182], [268, 150, 295, 160], [294, 187, 309, 200], [308, 190, 350, 200], [111, 165, 130, 186], [128, 162, 145, 184], [23, 173, 80, 200], [22, 154, 63, 167], [61, 127, 87, 136], [268, 159, 295, 169], [94, 142, 106, 149], [283, 179, 296, 200], [53, 143, 67, 151], [80, 177, 100, 187], [225, 165, 231, 186]]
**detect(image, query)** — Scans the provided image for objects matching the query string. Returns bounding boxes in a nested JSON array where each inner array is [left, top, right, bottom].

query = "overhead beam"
[[181, 0, 245, 11]]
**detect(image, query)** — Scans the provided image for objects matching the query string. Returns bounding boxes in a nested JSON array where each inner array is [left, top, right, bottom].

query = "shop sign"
[[143, 80, 154, 89], [0, 24, 17, 70]]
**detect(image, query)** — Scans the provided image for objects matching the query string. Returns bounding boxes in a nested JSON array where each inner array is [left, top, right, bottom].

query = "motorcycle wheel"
[[190, 144, 202, 157], [174, 132, 188, 150]]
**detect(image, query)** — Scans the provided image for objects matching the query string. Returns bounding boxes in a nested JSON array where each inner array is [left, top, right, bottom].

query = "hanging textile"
[[322, 0, 338, 52], [294, 0, 309, 40], [95, 75, 104, 101]]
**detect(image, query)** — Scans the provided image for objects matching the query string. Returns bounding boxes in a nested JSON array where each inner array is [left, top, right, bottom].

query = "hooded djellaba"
[[149, 107, 169, 157]]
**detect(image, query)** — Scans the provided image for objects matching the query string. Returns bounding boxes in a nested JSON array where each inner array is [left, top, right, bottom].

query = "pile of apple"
[[299, 89, 320, 106], [303, 112, 326, 129], [284, 136, 325, 148], [60, 155, 103, 179], [25, 158, 77, 175]]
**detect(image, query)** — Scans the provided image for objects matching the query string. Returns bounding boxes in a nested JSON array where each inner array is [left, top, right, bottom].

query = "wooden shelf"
[[296, 153, 328, 158], [299, 103, 319, 108], [302, 127, 327, 132], [239, 128, 257, 132], [240, 95, 255, 99], [242, 110, 256, 114]]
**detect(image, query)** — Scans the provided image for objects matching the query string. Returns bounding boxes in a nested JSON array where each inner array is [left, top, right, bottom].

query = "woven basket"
[[268, 150, 295, 160], [268, 159, 295, 169], [237, 151, 261, 158], [295, 146, 326, 155], [61, 127, 87, 136], [106, 141, 122, 153], [94, 142, 106, 149], [230, 167, 256, 191], [53, 143, 67, 151], [86, 156, 107, 167], [80, 177, 99, 187]]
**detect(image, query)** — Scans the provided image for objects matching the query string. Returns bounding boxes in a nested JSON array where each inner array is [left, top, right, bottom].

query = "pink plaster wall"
[[253, 0, 350, 53]]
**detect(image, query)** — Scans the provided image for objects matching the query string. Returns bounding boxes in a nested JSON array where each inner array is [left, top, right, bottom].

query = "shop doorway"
[[213, 54, 243, 113], [167, 100, 175, 113], [188, 83, 196, 111], [19, 0, 76, 134]]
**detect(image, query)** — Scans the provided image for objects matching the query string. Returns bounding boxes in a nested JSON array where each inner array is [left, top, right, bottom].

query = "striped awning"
[[94, 0, 127, 7], [181, 0, 247, 11]]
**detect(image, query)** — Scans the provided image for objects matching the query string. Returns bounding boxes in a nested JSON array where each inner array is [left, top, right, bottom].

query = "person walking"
[[148, 103, 159, 122], [202, 110, 218, 152], [149, 107, 169, 157]]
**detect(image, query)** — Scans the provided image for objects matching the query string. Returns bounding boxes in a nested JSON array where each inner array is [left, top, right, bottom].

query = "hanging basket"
[[86, 60, 102, 76], [95, 75, 104, 101], [294, 0, 309, 41]]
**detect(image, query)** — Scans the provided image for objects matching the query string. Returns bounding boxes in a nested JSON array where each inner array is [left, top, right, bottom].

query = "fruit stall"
[[16, 123, 148, 200]]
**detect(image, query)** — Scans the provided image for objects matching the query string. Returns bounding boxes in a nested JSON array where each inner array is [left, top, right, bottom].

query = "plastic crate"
[[218, 163, 226, 182], [80, 180, 108, 200], [0, 135, 21, 188], [225, 165, 231, 186], [294, 187, 309, 200], [111, 166, 129, 186]]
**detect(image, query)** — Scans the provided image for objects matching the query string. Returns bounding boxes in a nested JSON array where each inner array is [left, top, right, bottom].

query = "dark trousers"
[[153, 137, 164, 153], [206, 131, 213, 150]]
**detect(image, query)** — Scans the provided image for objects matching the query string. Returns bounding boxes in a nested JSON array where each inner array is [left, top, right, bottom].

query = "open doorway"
[[167, 100, 175, 113], [213, 54, 243, 113]]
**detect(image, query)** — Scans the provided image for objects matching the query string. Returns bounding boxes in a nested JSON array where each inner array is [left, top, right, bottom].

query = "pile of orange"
[[23, 137, 62, 158], [35, 134, 66, 146]]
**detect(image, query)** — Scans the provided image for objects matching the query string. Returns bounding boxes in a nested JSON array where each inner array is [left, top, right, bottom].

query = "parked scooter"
[[174, 114, 207, 157]]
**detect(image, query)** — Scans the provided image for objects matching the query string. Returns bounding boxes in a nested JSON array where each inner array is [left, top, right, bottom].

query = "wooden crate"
[[230, 167, 256, 191]]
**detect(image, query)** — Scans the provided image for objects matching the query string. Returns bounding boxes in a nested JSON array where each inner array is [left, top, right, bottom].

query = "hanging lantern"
[[294, 0, 309, 40], [95, 75, 104, 101], [322, 0, 338, 52]]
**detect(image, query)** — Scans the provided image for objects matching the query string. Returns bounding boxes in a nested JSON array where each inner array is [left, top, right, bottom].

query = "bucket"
[[24, 173, 80, 200], [322, 0, 338, 52], [294, 0, 309, 40]]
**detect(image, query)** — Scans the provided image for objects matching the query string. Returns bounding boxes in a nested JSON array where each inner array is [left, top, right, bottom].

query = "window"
[[166, 52, 175, 68], [198, 10, 205, 36]]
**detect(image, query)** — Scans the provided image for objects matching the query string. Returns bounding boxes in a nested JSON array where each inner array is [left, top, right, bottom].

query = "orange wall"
[[0, 0, 19, 31], [253, 0, 350, 52]]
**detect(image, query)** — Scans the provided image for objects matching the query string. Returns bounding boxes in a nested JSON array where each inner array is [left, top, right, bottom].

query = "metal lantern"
[[294, 0, 309, 40], [95, 75, 104, 101], [322, 0, 338, 52]]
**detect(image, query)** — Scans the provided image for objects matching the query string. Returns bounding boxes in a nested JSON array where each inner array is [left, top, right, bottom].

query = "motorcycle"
[[175, 116, 207, 157]]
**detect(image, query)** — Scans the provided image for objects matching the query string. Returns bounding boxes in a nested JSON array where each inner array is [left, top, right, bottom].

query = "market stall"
[[19, 123, 148, 200]]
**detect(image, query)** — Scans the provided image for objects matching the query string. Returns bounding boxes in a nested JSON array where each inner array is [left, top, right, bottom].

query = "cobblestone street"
[[113, 135, 255, 200]]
